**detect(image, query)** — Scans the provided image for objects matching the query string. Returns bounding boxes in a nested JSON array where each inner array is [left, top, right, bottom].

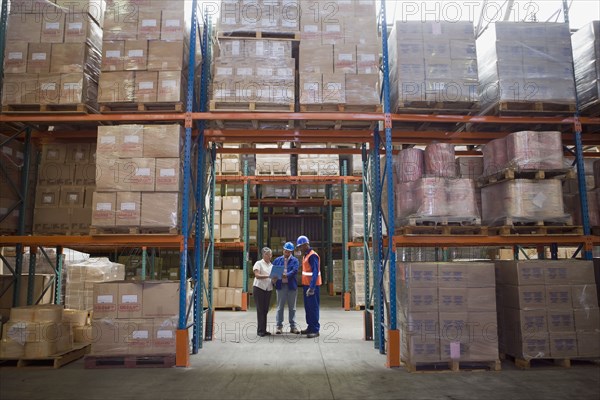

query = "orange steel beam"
[[392, 235, 600, 247], [216, 176, 363, 184], [250, 199, 343, 207], [1, 112, 599, 125], [0, 235, 187, 248]]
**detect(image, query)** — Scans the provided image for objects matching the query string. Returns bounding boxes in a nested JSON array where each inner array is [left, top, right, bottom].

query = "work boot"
[[306, 332, 320, 338], [290, 327, 300, 334], [276, 326, 283, 334], [300, 329, 309, 335]]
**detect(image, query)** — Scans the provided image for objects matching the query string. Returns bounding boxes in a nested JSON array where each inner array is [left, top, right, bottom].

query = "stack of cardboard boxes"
[[98, 0, 190, 104], [33, 143, 96, 234], [349, 192, 371, 240], [91, 124, 182, 232], [0, 274, 55, 323], [397, 262, 499, 365], [299, 0, 379, 108], [90, 280, 183, 355], [64, 257, 125, 311], [211, 196, 242, 241], [212, 39, 294, 107], [216, 0, 300, 34], [0, 305, 74, 358], [2, 0, 103, 109], [332, 259, 343, 294], [388, 21, 478, 109], [496, 260, 600, 359], [332, 208, 342, 243], [477, 22, 576, 108], [572, 21, 600, 113], [563, 158, 600, 228], [208, 269, 244, 308]]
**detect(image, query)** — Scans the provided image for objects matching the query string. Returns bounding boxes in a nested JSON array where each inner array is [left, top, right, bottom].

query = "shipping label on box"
[[117, 125, 144, 158], [91, 191, 116, 227], [92, 282, 119, 319], [153, 317, 177, 353], [59, 186, 85, 208], [138, 11, 161, 40], [125, 40, 148, 71], [161, 10, 186, 41], [118, 282, 143, 318], [102, 41, 125, 71], [155, 158, 180, 192], [35, 186, 61, 208], [134, 71, 158, 103], [157, 71, 183, 102], [116, 191, 141, 227], [41, 14, 65, 43], [4, 41, 28, 74]]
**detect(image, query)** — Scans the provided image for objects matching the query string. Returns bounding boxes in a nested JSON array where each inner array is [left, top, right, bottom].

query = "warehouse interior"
[[0, 0, 600, 398]]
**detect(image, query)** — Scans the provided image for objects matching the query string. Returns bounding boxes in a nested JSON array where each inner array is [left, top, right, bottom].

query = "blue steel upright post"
[[563, 0, 592, 260], [362, 144, 373, 341], [380, 0, 399, 367], [177, 0, 200, 367], [371, 129, 384, 353], [341, 161, 350, 310]]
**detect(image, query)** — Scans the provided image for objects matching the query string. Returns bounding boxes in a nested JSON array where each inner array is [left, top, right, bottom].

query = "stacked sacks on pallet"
[[393, 144, 480, 227], [480, 131, 572, 226]]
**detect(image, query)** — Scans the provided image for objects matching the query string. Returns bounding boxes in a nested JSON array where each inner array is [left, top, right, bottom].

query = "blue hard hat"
[[283, 242, 295, 252], [296, 235, 309, 247]]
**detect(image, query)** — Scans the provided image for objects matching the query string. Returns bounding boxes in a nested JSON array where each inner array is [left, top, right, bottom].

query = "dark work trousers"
[[303, 286, 320, 333], [253, 286, 272, 335]]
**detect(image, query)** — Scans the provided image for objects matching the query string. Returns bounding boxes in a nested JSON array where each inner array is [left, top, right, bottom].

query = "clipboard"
[[270, 264, 284, 280]]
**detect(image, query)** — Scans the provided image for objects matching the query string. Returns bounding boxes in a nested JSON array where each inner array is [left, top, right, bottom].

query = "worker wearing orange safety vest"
[[296, 235, 321, 338]]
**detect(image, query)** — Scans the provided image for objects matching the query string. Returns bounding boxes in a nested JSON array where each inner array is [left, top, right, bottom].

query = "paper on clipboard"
[[270, 264, 284, 280]]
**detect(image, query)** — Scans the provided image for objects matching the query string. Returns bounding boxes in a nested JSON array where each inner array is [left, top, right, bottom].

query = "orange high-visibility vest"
[[301, 250, 321, 286]]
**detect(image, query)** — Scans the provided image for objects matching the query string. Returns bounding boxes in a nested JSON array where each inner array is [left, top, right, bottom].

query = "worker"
[[296, 235, 321, 338], [273, 241, 300, 334], [253, 247, 274, 337]]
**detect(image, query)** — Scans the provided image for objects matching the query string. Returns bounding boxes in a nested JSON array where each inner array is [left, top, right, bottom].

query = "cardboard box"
[[504, 307, 548, 335], [1, 73, 38, 104], [403, 287, 438, 312], [148, 41, 185, 71], [546, 285, 572, 309], [141, 192, 178, 228], [38, 162, 75, 185], [134, 71, 158, 102], [157, 71, 183, 102], [102, 41, 125, 72], [7, 14, 42, 42], [67, 143, 91, 164], [92, 282, 119, 318], [222, 196, 242, 211], [97, 126, 118, 157], [33, 207, 70, 234], [577, 332, 600, 357], [545, 261, 595, 284], [143, 281, 179, 317], [125, 40, 148, 71], [64, 13, 102, 47], [27, 43, 52, 74], [572, 285, 599, 309], [122, 319, 154, 355], [299, 45, 333, 74], [300, 73, 322, 104], [439, 312, 469, 342], [467, 312, 498, 342], [118, 282, 143, 319], [41, 14, 65, 43], [495, 261, 545, 285], [117, 125, 144, 157], [509, 333, 550, 359], [438, 263, 467, 288], [356, 44, 379, 74], [59, 186, 85, 208], [401, 312, 439, 336], [467, 263, 496, 288], [404, 335, 441, 363], [59, 72, 96, 104], [91, 319, 123, 355], [116, 191, 141, 227], [35, 186, 61, 208], [573, 308, 600, 332], [438, 288, 467, 311], [143, 125, 182, 158], [91, 192, 116, 227], [549, 332, 577, 357], [74, 162, 96, 186], [547, 309, 575, 332], [155, 158, 180, 192], [216, 288, 227, 308], [397, 262, 437, 288], [502, 285, 546, 310], [49, 43, 90, 74], [103, 6, 138, 40], [221, 210, 241, 225], [153, 317, 177, 354], [161, 10, 186, 41], [220, 224, 240, 240], [334, 44, 356, 74], [322, 73, 345, 104], [4, 41, 28, 74], [138, 11, 161, 40], [218, 269, 229, 287], [70, 208, 92, 233], [98, 71, 135, 102], [95, 156, 120, 190], [467, 288, 496, 312], [228, 269, 243, 288]]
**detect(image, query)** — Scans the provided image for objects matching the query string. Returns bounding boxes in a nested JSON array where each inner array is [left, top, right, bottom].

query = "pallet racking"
[[0, 0, 599, 368]]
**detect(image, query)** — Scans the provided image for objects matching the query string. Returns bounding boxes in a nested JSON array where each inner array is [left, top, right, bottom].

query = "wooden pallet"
[[90, 226, 179, 235], [0, 344, 90, 369], [84, 353, 176, 369], [397, 224, 488, 236], [297, 170, 341, 177], [404, 359, 501, 373], [218, 30, 300, 40], [214, 238, 242, 243], [99, 102, 183, 113], [400, 217, 482, 227], [255, 169, 291, 176], [2, 103, 96, 114], [299, 104, 381, 130], [210, 100, 294, 112], [501, 353, 599, 369], [485, 101, 576, 116], [478, 168, 575, 187], [33, 229, 88, 236], [488, 224, 582, 236], [394, 101, 478, 115], [211, 118, 294, 130]]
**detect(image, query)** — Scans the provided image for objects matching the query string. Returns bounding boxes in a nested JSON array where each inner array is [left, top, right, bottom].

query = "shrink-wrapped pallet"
[[482, 180, 569, 225], [571, 21, 600, 112], [395, 148, 424, 182], [564, 191, 600, 227], [424, 143, 456, 178], [505, 131, 564, 170]]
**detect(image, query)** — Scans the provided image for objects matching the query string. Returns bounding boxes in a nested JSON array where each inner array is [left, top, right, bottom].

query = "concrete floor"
[[1, 294, 599, 400]]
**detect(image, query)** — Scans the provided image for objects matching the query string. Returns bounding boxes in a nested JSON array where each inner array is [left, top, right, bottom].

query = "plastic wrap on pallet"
[[571, 21, 600, 111], [255, 154, 291, 175], [388, 21, 479, 110], [481, 179, 569, 225], [482, 137, 508, 176], [217, 39, 293, 59], [395, 148, 424, 182], [448, 179, 479, 220], [65, 258, 125, 311], [424, 143, 456, 177], [505, 131, 564, 170], [456, 157, 484, 179], [140, 192, 179, 229], [477, 22, 576, 106], [564, 191, 600, 227]]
